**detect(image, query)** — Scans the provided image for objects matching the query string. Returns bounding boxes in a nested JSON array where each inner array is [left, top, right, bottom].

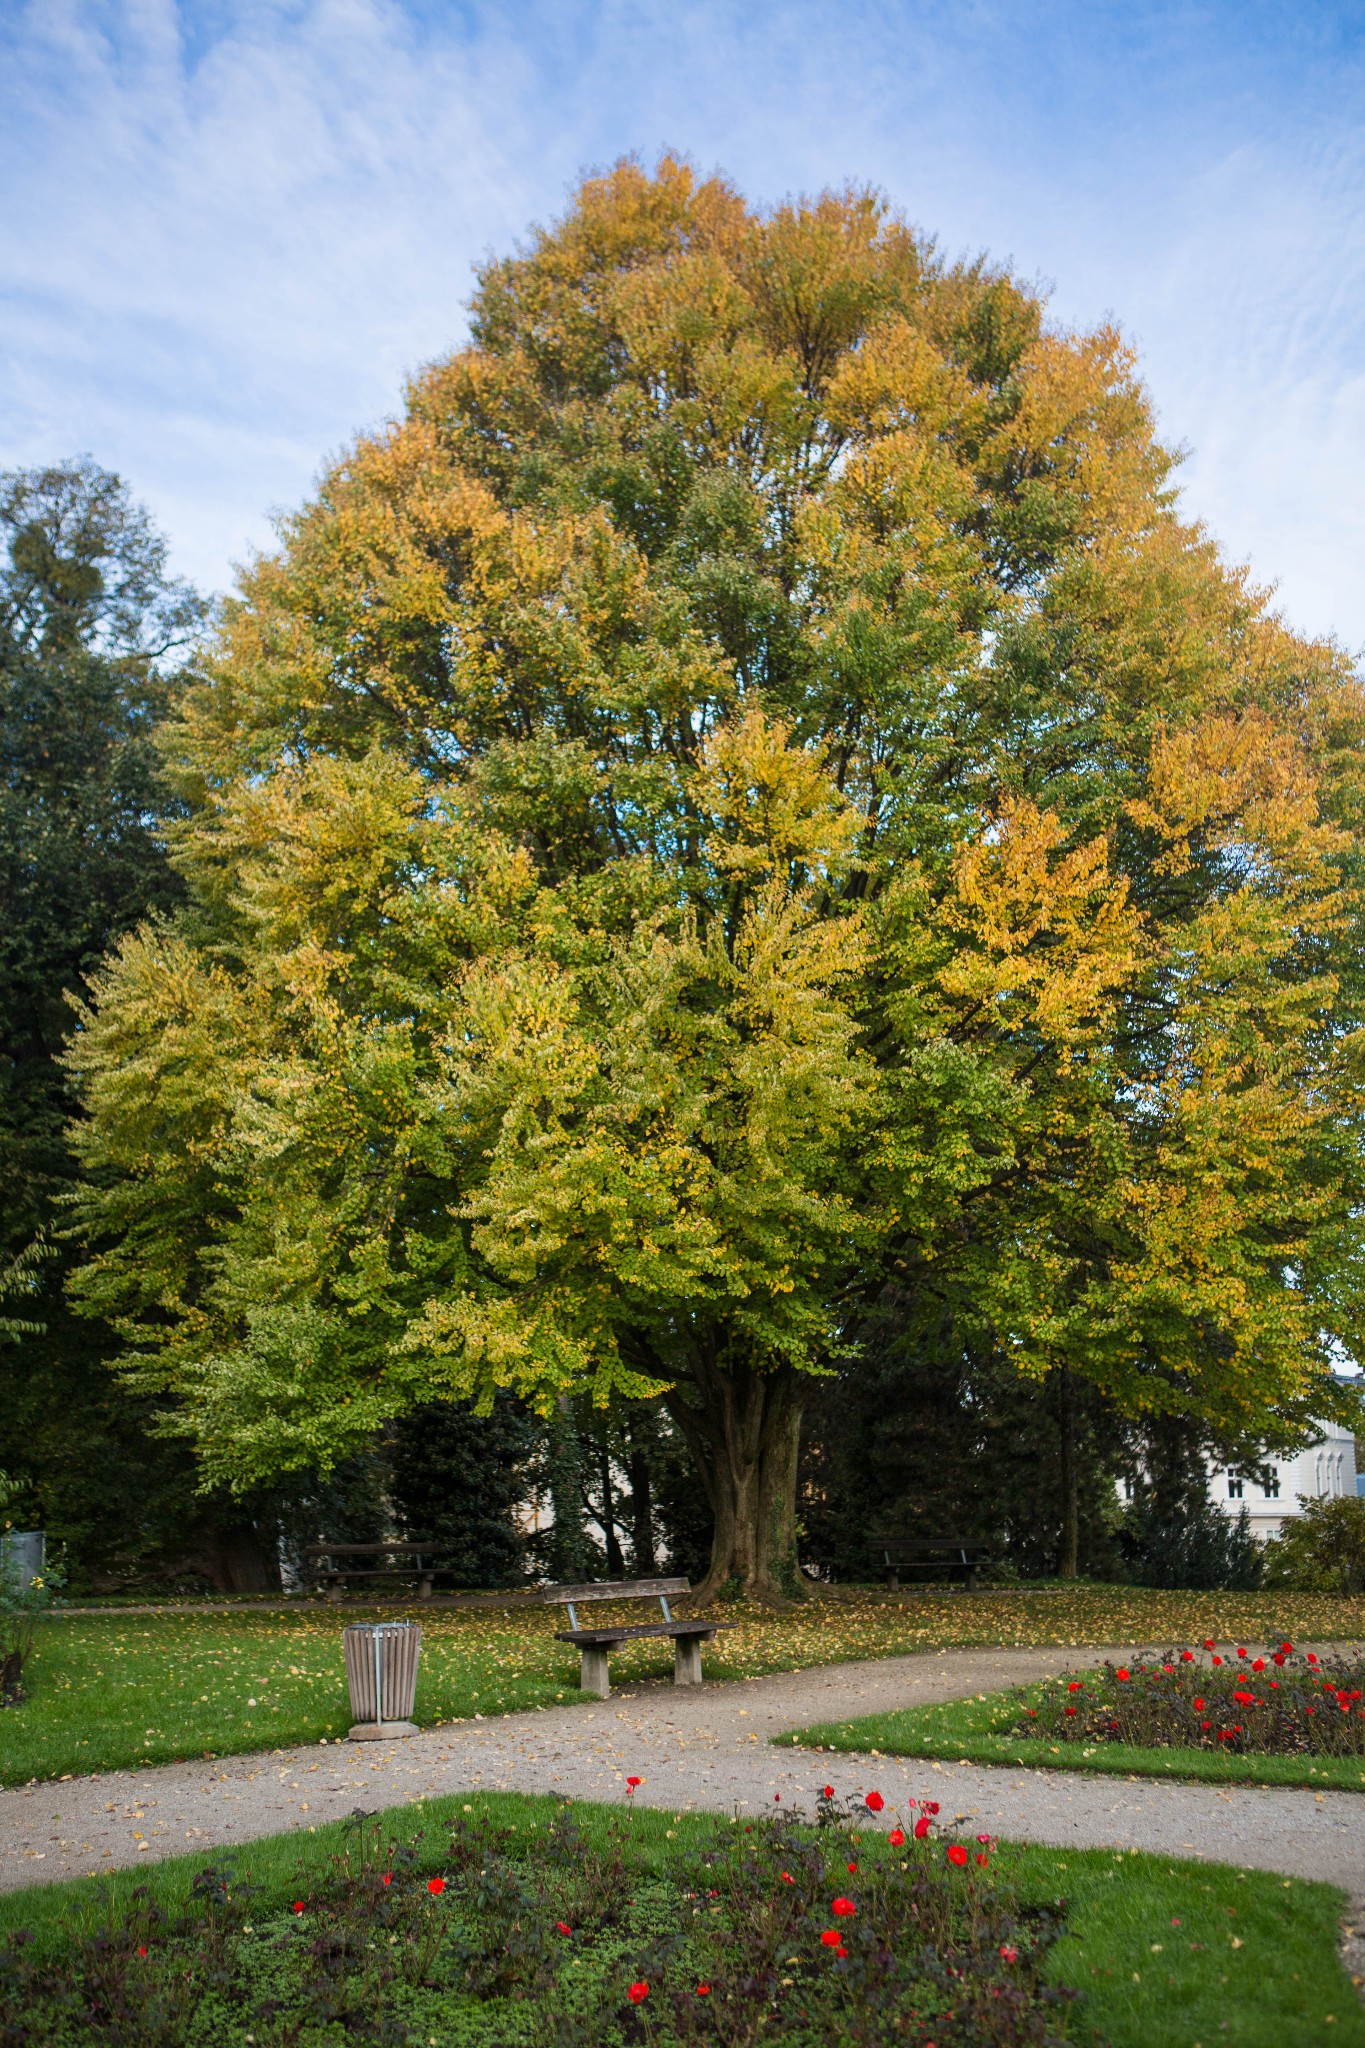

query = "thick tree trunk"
[[665, 1358, 806, 1604], [1057, 1365, 1079, 1580]]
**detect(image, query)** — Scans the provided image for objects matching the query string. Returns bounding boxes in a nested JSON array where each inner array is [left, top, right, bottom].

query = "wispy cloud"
[[2, 1, 1362, 647]]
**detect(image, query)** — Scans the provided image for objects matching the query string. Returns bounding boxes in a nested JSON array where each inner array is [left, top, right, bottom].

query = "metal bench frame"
[[543, 1576, 732, 1698]]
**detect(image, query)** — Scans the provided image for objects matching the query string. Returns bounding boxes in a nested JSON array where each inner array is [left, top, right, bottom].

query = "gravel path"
[[4, 1643, 1362, 1962]]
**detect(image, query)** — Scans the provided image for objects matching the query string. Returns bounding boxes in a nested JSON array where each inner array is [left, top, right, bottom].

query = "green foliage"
[[1261, 1494, 1365, 1595], [1119, 1418, 1263, 1591], [63, 162, 1365, 1596], [0, 458, 213, 1587], [390, 1395, 538, 1587]]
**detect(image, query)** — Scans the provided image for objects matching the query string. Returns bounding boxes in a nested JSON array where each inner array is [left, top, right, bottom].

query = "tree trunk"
[[597, 1443, 625, 1575], [1057, 1365, 1079, 1580], [664, 1358, 806, 1604], [627, 1443, 657, 1575]]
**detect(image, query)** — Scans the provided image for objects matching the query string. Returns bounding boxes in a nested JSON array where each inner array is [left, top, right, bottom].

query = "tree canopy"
[[67, 159, 1365, 1598]]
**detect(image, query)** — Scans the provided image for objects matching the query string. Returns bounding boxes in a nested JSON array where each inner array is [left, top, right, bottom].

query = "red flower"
[[836, 1945, 848, 1957], [846, 1861, 858, 1873], [1202, 1639, 1216, 1650], [1115, 1668, 1130, 1682], [947, 1845, 968, 1867], [1251, 1658, 1265, 1673], [888, 1828, 905, 1847], [556, 1922, 572, 1935], [1181, 1650, 1194, 1661], [822, 1785, 835, 1800], [626, 1776, 641, 1794], [292, 1902, 305, 1915], [1193, 1696, 1206, 1709], [1272, 1654, 1285, 1667], [977, 1834, 993, 1845], [1211, 1654, 1223, 1666], [1162, 1664, 1174, 1674], [999, 1945, 1018, 1963], [1064, 1706, 1077, 1716], [1237, 1647, 1248, 1658], [137, 1945, 148, 1957], [696, 1984, 711, 1995], [427, 1878, 446, 1896], [832, 1896, 856, 1916], [1232, 1690, 1255, 1706], [627, 1981, 649, 2004], [919, 1800, 940, 1815], [821, 1929, 842, 1947], [865, 1791, 884, 1813], [1308, 1652, 1319, 1665], [914, 1816, 932, 1839], [1280, 1642, 1293, 1655], [780, 1871, 794, 1883], [1067, 1680, 1083, 1692]]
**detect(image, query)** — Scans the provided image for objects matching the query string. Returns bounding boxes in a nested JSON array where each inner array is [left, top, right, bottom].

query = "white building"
[[1209, 1419, 1359, 1541]]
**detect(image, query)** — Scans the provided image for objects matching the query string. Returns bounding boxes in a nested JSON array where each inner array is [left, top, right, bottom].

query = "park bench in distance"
[[876, 1537, 991, 1592], [306, 1542, 444, 1602], [545, 1576, 734, 1698]]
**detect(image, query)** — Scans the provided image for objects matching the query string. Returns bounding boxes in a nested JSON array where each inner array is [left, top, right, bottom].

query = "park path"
[[3, 1643, 1362, 1958]]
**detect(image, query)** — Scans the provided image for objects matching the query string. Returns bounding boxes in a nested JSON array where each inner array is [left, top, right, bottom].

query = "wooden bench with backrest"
[[544, 1576, 733, 1698], [306, 1542, 443, 1602], [876, 1537, 991, 1592]]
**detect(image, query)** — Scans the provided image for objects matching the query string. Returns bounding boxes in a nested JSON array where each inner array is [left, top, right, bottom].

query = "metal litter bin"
[[343, 1621, 422, 1740]]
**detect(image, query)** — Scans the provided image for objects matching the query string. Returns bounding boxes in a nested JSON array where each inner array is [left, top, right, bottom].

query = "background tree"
[[0, 459, 223, 1586], [67, 161, 1365, 1601]]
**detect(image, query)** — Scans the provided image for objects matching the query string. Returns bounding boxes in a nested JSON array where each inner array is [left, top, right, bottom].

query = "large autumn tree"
[[68, 159, 1365, 1600]]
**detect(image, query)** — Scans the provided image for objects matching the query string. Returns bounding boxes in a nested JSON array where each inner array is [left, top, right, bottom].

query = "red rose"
[[137, 1945, 148, 1956], [1064, 1706, 1077, 1716], [920, 1800, 940, 1814], [1067, 1680, 1082, 1692], [1000, 1944, 1018, 1963], [556, 1921, 571, 1935], [780, 1871, 794, 1883], [1181, 1650, 1193, 1661], [1251, 1659, 1265, 1673], [865, 1791, 884, 1812], [832, 1897, 856, 1916], [381, 1873, 392, 1887], [821, 1929, 842, 1947], [976, 1853, 989, 1868], [1202, 1639, 1216, 1650], [822, 1784, 835, 1799], [427, 1878, 446, 1896], [947, 1844, 968, 1867], [626, 1776, 641, 1793], [696, 1984, 710, 1995], [914, 1816, 932, 1839], [1193, 1697, 1205, 1709], [1280, 1642, 1293, 1655], [1211, 1654, 1223, 1665], [627, 1981, 649, 2004], [292, 1901, 305, 1915], [1115, 1669, 1130, 1682]]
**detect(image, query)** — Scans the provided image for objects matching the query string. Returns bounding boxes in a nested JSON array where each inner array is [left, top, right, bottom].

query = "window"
[[1226, 1474, 1244, 1499], [1262, 1470, 1280, 1499]]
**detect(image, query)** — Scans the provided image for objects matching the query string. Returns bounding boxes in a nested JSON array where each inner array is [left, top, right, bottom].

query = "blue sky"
[[2, 1, 1363, 647]]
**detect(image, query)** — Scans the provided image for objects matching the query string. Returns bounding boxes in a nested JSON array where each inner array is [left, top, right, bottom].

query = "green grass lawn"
[[785, 1677, 1365, 1793], [7, 1586, 1365, 1788], [0, 1789, 1359, 2046]]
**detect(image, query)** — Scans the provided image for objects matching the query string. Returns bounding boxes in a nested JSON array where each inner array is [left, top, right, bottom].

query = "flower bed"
[[0, 1796, 1076, 2046], [1017, 1641, 1365, 1758]]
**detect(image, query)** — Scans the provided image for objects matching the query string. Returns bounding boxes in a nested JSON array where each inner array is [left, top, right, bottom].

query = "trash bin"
[[343, 1621, 422, 1740]]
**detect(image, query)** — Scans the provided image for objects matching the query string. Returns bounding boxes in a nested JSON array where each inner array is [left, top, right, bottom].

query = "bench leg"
[[673, 1636, 703, 1686], [579, 1646, 610, 1698], [418, 1576, 432, 1600], [885, 1569, 899, 1592], [327, 1583, 343, 1605]]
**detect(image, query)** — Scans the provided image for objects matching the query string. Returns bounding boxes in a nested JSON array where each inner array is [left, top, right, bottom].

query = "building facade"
[[1209, 1420, 1359, 1541]]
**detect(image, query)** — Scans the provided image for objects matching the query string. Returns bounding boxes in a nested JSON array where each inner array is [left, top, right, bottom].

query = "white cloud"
[[1, 0, 1362, 650]]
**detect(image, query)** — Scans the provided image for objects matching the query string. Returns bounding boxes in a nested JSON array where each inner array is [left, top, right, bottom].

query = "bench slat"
[[554, 1621, 723, 1646], [542, 1576, 689, 1605]]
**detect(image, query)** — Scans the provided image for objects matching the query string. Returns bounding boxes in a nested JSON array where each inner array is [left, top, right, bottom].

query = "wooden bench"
[[545, 1576, 733, 1698], [876, 1537, 991, 1592], [306, 1543, 442, 1602]]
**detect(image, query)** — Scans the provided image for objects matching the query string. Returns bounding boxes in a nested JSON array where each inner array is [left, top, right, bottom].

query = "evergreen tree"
[[389, 1398, 535, 1588], [0, 459, 210, 1585]]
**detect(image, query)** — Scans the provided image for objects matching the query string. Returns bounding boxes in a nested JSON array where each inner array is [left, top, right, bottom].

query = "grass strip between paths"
[[10, 1588, 1365, 1787], [0, 1788, 1360, 2047], [785, 1678, 1365, 1793]]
